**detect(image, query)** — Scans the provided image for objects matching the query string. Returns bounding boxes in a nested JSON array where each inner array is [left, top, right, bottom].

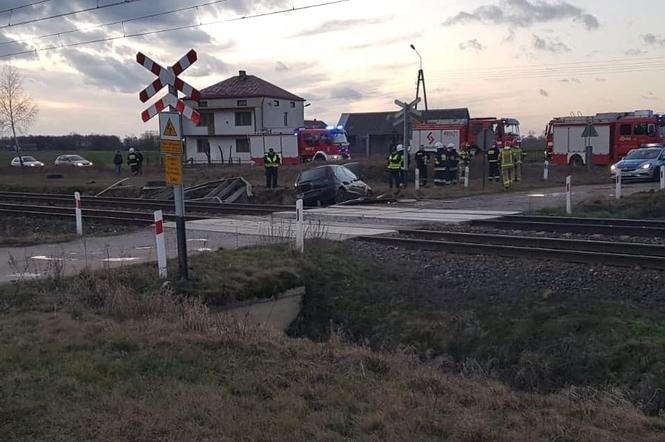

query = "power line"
[[0, 0, 229, 47], [0, 0, 52, 15], [0, 0, 145, 29], [0, 0, 351, 59]]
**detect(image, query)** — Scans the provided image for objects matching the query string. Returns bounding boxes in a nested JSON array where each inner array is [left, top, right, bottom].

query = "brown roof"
[[200, 71, 305, 101]]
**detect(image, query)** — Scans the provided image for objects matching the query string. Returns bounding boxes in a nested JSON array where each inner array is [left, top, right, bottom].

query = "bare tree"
[[0, 65, 38, 167]]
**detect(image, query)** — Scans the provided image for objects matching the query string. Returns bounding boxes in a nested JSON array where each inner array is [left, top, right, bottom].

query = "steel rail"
[[471, 219, 665, 237], [399, 229, 665, 257], [356, 235, 665, 270]]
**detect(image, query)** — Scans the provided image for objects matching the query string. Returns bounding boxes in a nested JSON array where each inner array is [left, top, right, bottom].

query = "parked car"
[[10, 156, 44, 168], [54, 154, 93, 167], [295, 164, 372, 206], [610, 144, 665, 181]]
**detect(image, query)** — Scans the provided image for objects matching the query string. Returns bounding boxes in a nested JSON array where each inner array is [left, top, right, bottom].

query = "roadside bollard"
[[565, 176, 572, 215], [661, 165, 665, 191], [415, 168, 420, 191], [74, 192, 83, 235], [544, 161, 549, 181], [464, 166, 470, 188], [154, 210, 167, 279], [295, 199, 304, 254], [615, 173, 622, 200]]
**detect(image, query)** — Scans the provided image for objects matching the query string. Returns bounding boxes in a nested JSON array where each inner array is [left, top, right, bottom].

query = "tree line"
[[0, 132, 160, 152]]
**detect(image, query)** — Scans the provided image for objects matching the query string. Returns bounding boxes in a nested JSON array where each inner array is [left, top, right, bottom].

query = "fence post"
[[543, 161, 549, 181], [615, 173, 622, 200], [661, 165, 665, 191], [154, 210, 167, 279], [295, 199, 304, 254], [464, 166, 470, 188], [415, 168, 420, 191], [565, 176, 572, 215], [74, 192, 83, 235]]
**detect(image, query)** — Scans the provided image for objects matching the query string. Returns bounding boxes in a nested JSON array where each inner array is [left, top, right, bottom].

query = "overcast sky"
[[1, 0, 664, 137]]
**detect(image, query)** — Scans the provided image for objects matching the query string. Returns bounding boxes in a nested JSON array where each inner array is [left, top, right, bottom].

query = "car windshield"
[[504, 123, 520, 136], [22, 156, 37, 161], [298, 167, 328, 183], [67, 155, 85, 161], [625, 148, 662, 160], [332, 133, 348, 145]]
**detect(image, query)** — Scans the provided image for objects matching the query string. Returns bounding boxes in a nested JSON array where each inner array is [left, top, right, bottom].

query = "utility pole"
[[410, 44, 428, 112]]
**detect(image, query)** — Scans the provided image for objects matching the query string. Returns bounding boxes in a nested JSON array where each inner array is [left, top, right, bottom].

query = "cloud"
[[625, 48, 647, 56], [65, 49, 145, 93], [595, 77, 606, 82], [329, 87, 363, 101], [459, 39, 486, 52], [443, 0, 599, 30], [642, 92, 658, 100], [642, 33, 665, 47], [559, 78, 581, 83], [275, 61, 290, 71], [187, 55, 232, 77], [539, 89, 549, 97], [292, 18, 388, 37], [532, 34, 570, 53], [345, 32, 422, 50]]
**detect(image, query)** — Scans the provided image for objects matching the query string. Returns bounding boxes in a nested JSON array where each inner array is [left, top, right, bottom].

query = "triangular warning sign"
[[163, 119, 178, 137], [581, 125, 599, 138]]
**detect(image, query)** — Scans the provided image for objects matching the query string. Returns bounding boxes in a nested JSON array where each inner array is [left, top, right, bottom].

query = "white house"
[[183, 70, 305, 165]]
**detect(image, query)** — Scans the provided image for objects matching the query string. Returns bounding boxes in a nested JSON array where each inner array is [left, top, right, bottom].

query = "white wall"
[[186, 133, 298, 164]]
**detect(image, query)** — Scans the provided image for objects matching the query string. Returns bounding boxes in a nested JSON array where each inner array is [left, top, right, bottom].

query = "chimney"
[[239, 70, 247, 80]]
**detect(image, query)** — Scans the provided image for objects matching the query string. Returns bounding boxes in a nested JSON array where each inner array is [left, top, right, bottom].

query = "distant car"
[[54, 155, 93, 167], [10, 156, 44, 168], [295, 164, 372, 206], [610, 144, 665, 181]]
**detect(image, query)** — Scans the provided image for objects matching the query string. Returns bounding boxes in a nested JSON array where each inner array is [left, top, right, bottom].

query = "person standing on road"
[[501, 143, 515, 189], [264, 148, 281, 188], [386, 145, 403, 190], [446, 143, 458, 185], [458, 145, 471, 182], [487, 143, 501, 183], [112, 150, 123, 176], [415, 145, 430, 187], [136, 149, 144, 176], [127, 148, 139, 176], [433, 142, 448, 186], [512, 142, 523, 182]]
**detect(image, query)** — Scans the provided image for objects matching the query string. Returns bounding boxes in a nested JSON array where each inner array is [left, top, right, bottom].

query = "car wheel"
[[569, 156, 584, 167], [314, 154, 326, 162]]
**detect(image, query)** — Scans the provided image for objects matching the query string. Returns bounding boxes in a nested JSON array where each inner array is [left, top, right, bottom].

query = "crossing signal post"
[[136, 49, 202, 281], [393, 98, 422, 179]]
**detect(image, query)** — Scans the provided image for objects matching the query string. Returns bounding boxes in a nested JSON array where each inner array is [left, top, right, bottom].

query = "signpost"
[[394, 98, 422, 180], [581, 122, 599, 170], [137, 49, 202, 281], [480, 128, 494, 190]]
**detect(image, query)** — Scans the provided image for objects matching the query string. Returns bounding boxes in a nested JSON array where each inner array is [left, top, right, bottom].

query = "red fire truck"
[[412, 117, 521, 153], [295, 126, 350, 162], [544, 110, 665, 166]]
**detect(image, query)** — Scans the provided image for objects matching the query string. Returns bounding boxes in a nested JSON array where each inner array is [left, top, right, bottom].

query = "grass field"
[[2, 243, 664, 440], [541, 190, 665, 219], [0, 150, 162, 169]]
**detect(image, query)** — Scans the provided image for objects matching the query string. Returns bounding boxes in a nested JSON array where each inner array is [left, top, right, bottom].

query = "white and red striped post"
[[154, 210, 167, 279], [74, 192, 83, 235], [565, 176, 572, 215], [544, 160, 549, 181], [464, 166, 470, 188], [295, 199, 304, 254]]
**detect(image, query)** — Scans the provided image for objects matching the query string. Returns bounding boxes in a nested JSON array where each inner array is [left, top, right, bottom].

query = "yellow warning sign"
[[163, 118, 178, 137], [164, 155, 183, 185], [160, 140, 183, 156]]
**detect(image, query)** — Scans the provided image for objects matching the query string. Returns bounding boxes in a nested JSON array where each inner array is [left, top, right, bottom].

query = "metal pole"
[[403, 105, 409, 185], [295, 199, 304, 254], [169, 85, 188, 281], [482, 130, 487, 190], [566, 176, 572, 215]]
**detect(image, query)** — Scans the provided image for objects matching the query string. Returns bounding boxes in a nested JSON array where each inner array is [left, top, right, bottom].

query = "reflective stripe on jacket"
[[387, 153, 402, 170], [264, 153, 280, 167], [487, 148, 499, 163], [501, 148, 514, 167]]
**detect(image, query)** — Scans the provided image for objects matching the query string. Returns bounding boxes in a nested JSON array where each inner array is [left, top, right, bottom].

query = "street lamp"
[[410, 44, 428, 111]]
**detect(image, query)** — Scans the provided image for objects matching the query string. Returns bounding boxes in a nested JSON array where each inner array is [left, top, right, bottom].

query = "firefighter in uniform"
[[501, 144, 515, 189], [446, 143, 458, 185], [487, 142, 501, 183], [433, 142, 447, 186], [458, 145, 471, 182], [512, 142, 524, 182], [264, 148, 281, 188], [386, 145, 403, 190], [127, 147, 139, 176], [415, 145, 430, 187]]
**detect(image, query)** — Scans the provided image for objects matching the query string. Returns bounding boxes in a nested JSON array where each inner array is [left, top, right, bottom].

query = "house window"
[[620, 124, 632, 136], [197, 112, 213, 127], [236, 138, 250, 153], [284, 112, 288, 127], [235, 111, 252, 126], [273, 100, 280, 107], [290, 102, 296, 108], [197, 139, 210, 153], [237, 99, 247, 107], [199, 101, 208, 108]]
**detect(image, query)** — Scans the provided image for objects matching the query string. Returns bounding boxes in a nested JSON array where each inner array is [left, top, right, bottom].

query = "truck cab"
[[295, 126, 350, 162]]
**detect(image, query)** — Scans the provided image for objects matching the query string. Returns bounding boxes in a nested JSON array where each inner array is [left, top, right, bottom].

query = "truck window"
[[648, 124, 656, 137], [634, 123, 648, 136], [472, 123, 482, 135], [620, 124, 632, 136], [303, 134, 319, 147]]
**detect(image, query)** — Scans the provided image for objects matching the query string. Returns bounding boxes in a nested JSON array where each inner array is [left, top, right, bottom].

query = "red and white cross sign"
[[136, 49, 201, 125]]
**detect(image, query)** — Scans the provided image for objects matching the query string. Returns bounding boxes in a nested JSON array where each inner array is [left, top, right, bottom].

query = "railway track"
[[357, 229, 665, 270], [471, 215, 665, 237], [0, 191, 292, 216]]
